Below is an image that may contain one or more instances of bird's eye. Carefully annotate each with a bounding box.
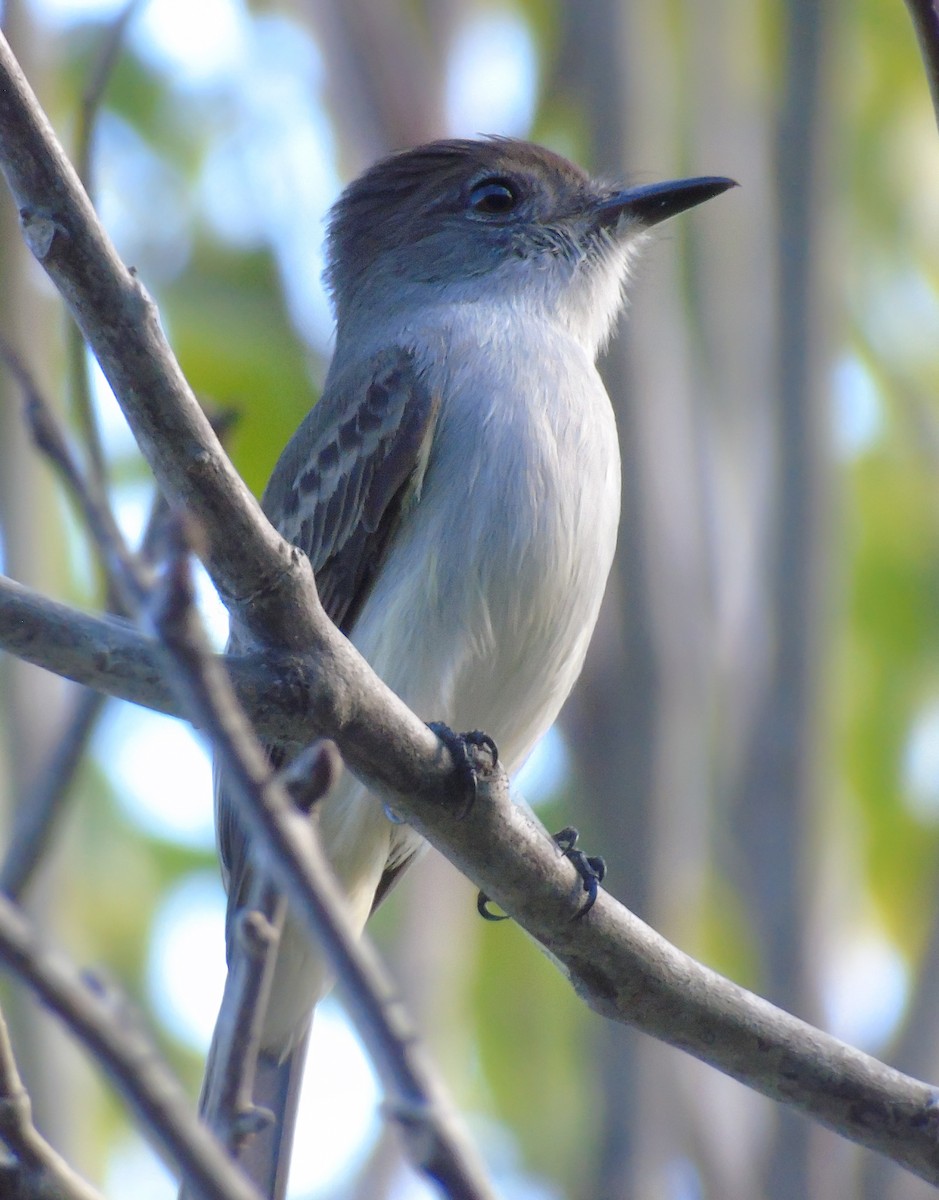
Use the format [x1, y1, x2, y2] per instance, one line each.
[469, 177, 520, 215]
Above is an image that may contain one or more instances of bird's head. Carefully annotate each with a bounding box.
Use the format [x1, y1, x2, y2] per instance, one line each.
[325, 137, 735, 354]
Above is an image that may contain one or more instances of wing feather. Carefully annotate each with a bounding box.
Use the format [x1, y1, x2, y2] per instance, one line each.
[217, 346, 440, 906]
[262, 345, 439, 632]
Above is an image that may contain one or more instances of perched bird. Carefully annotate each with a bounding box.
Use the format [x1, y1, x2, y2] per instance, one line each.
[213, 137, 734, 1198]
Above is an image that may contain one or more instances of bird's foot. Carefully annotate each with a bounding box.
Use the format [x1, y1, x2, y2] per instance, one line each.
[552, 826, 605, 919]
[477, 826, 605, 923]
[427, 722, 499, 820]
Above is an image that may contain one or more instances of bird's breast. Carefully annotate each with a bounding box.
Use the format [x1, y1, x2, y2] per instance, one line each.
[352, 313, 621, 773]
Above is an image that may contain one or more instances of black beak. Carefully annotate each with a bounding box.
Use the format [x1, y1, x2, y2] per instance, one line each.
[595, 176, 737, 230]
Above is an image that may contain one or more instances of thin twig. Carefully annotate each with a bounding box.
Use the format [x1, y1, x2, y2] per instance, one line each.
[1, 327, 130, 620]
[142, 519, 496, 1199]
[0, 338, 172, 900]
[19, 363, 145, 611]
[202, 894, 286, 1154]
[0, 688, 104, 901]
[0, 896, 264, 1200]
[903, 0, 939, 133]
[0, 337, 114, 900]
[0, 328, 234, 900]
[0, 333, 137, 612]
[202, 742, 339, 1154]
[0, 1004, 104, 1200]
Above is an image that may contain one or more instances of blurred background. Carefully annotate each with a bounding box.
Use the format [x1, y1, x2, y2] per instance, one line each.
[1, 0, 939, 1197]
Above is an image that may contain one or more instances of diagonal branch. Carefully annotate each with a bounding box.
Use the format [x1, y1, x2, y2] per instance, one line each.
[0, 30, 300, 639]
[0, 24, 447, 801]
[149, 526, 494, 1199]
[904, 0, 939, 132]
[0, 1004, 104, 1200]
[16, 339, 494, 1195]
[0, 896, 264, 1200]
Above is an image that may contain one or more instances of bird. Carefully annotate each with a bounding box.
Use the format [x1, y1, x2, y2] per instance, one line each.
[211, 136, 734, 1198]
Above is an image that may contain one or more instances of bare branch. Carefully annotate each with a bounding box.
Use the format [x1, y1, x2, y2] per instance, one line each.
[0, 574, 381, 750]
[145, 520, 496, 1199]
[0, 23, 449, 795]
[0, 29, 301, 640]
[16, 346, 493, 1194]
[0, 338, 169, 901]
[0, 1004, 104, 1200]
[904, 0, 939, 133]
[202, 897, 286, 1156]
[202, 742, 338, 1155]
[0, 895, 265, 1200]
[4, 569, 939, 1183]
[0, 332, 129, 612]
[0, 574, 174, 713]
[0, 688, 104, 900]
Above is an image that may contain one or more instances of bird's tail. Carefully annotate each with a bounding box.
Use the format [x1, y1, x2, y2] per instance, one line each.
[178, 1017, 310, 1200]
[235, 1029, 310, 1200]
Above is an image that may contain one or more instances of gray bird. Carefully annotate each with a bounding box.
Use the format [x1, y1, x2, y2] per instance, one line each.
[210, 137, 734, 1198]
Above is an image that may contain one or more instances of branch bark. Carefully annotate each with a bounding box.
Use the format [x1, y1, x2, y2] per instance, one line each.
[0, 896, 264, 1200]
[147, 532, 493, 1200]
[0, 30, 301, 641]
[0, 1004, 104, 1200]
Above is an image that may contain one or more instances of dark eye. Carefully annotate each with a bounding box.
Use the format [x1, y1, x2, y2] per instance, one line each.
[469, 177, 520, 215]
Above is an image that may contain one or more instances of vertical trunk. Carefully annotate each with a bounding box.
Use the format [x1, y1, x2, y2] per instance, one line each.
[728, 0, 836, 1195]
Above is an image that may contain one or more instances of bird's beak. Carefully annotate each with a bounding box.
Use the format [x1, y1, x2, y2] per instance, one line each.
[595, 176, 737, 231]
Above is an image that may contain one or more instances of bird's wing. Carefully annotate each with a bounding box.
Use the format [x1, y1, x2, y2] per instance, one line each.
[262, 344, 440, 634]
[218, 345, 440, 904]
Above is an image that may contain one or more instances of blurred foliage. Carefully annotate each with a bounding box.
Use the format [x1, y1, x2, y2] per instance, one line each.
[473, 919, 596, 1185]
[162, 241, 319, 495]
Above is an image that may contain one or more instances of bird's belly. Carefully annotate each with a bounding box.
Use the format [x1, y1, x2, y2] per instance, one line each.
[353, 425, 619, 776]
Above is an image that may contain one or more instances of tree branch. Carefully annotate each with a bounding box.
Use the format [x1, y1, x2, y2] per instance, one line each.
[14, 336, 494, 1194]
[0, 896, 266, 1200]
[904, 0, 939, 132]
[148, 527, 494, 1199]
[0, 29, 300, 638]
[0, 1004, 104, 1200]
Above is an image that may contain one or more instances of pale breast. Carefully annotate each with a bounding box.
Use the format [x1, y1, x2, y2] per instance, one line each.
[350, 309, 621, 774]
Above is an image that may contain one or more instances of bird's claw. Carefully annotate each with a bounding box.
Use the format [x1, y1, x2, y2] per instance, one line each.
[428, 722, 498, 820]
[553, 826, 605, 918]
[476, 826, 605, 924]
[477, 890, 509, 922]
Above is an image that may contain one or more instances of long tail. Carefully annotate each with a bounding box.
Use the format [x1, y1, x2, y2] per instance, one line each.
[235, 1029, 310, 1200]
[179, 1013, 310, 1200]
